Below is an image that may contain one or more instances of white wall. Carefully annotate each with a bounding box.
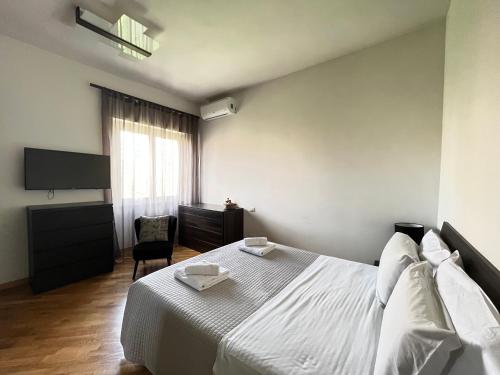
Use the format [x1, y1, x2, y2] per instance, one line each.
[438, 0, 500, 268]
[0, 35, 198, 284]
[202, 22, 445, 264]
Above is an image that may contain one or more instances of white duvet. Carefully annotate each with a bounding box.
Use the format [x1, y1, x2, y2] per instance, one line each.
[213, 255, 383, 375]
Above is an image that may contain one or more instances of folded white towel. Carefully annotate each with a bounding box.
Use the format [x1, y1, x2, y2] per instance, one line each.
[184, 260, 220, 276]
[174, 267, 229, 291]
[238, 242, 276, 257]
[244, 237, 268, 246]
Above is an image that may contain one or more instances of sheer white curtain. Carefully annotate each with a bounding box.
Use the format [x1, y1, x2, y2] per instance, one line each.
[101, 90, 200, 252]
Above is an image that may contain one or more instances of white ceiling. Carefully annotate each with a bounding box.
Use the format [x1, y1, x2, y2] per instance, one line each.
[0, 0, 449, 102]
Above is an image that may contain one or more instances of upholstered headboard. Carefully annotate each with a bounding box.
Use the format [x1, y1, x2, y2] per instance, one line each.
[440, 221, 500, 310]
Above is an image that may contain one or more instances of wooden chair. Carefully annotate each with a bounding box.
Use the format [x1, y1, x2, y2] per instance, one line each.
[132, 216, 177, 280]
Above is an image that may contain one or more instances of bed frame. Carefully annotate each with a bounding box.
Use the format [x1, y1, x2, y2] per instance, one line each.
[440, 221, 500, 310]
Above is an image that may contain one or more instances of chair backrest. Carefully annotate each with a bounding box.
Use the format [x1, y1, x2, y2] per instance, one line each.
[134, 218, 142, 242]
[134, 216, 177, 242]
[168, 216, 178, 243]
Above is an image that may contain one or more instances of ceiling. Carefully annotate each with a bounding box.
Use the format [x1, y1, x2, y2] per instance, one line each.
[0, 0, 449, 102]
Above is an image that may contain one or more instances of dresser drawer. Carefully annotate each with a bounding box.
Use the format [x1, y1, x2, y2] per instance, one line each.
[179, 211, 222, 233]
[31, 205, 113, 232]
[31, 257, 114, 293]
[32, 222, 113, 252]
[179, 224, 223, 245]
[179, 206, 223, 221]
[34, 238, 113, 271]
[179, 236, 221, 253]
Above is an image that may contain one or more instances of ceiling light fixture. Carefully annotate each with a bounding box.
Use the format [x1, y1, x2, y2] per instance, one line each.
[75, 6, 159, 60]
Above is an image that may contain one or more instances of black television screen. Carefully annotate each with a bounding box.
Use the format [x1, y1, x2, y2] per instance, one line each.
[24, 148, 111, 190]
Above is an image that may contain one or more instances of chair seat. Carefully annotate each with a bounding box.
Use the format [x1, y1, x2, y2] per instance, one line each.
[133, 241, 172, 261]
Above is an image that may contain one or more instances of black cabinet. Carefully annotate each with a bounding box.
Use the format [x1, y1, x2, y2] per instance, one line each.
[178, 203, 243, 252]
[27, 202, 114, 293]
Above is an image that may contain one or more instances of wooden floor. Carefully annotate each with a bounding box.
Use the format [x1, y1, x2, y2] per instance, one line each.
[0, 246, 199, 374]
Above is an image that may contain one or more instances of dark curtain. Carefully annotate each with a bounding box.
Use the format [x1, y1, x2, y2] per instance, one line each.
[101, 89, 200, 258]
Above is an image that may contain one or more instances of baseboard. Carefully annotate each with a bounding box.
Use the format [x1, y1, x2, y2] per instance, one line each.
[0, 278, 28, 291]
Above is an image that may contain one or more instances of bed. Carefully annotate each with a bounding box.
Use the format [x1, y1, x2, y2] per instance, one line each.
[121, 222, 500, 375]
[121, 242, 319, 375]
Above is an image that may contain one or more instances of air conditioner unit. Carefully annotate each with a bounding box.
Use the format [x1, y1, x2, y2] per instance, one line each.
[200, 97, 236, 121]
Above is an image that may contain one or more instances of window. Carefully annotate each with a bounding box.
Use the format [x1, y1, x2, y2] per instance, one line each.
[154, 137, 179, 198]
[114, 119, 182, 200]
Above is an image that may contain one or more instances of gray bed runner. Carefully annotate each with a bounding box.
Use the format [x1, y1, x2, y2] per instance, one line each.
[121, 240, 319, 375]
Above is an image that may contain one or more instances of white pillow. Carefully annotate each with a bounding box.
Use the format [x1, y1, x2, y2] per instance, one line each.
[436, 257, 500, 375]
[374, 262, 462, 375]
[420, 230, 455, 268]
[376, 232, 418, 306]
[422, 249, 452, 267]
[421, 249, 462, 270]
[448, 250, 463, 268]
[421, 229, 450, 253]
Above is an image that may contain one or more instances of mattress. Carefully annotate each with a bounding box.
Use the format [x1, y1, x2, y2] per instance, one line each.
[120, 241, 319, 375]
[214, 255, 384, 375]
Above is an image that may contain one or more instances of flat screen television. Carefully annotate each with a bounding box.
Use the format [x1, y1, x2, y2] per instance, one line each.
[24, 148, 111, 190]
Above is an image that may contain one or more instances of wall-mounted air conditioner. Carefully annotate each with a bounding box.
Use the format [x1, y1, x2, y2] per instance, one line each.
[200, 97, 236, 121]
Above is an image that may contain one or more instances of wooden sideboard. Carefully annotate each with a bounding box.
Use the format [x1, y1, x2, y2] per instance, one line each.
[178, 203, 243, 252]
[27, 201, 114, 293]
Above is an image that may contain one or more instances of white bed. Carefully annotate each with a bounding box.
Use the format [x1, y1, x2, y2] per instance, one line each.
[121, 242, 381, 375]
[121, 224, 500, 375]
[214, 255, 383, 375]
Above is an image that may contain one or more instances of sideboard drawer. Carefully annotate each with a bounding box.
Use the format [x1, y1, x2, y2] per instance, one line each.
[179, 236, 222, 253]
[179, 205, 223, 221]
[179, 224, 223, 246]
[31, 257, 113, 293]
[34, 238, 113, 271]
[179, 210, 222, 233]
[31, 206, 113, 232]
[32, 222, 113, 252]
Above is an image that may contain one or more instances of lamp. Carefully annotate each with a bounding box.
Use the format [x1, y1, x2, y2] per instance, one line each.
[394, 222, 425, 244]
[75, 6, 159, 60]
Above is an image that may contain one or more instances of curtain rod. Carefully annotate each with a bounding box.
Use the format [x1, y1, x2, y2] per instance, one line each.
[89, 83, 199, 118]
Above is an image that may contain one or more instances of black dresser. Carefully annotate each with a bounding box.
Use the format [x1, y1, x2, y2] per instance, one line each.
[27, 201, 114, 293]
[178, 203, 244, 252]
